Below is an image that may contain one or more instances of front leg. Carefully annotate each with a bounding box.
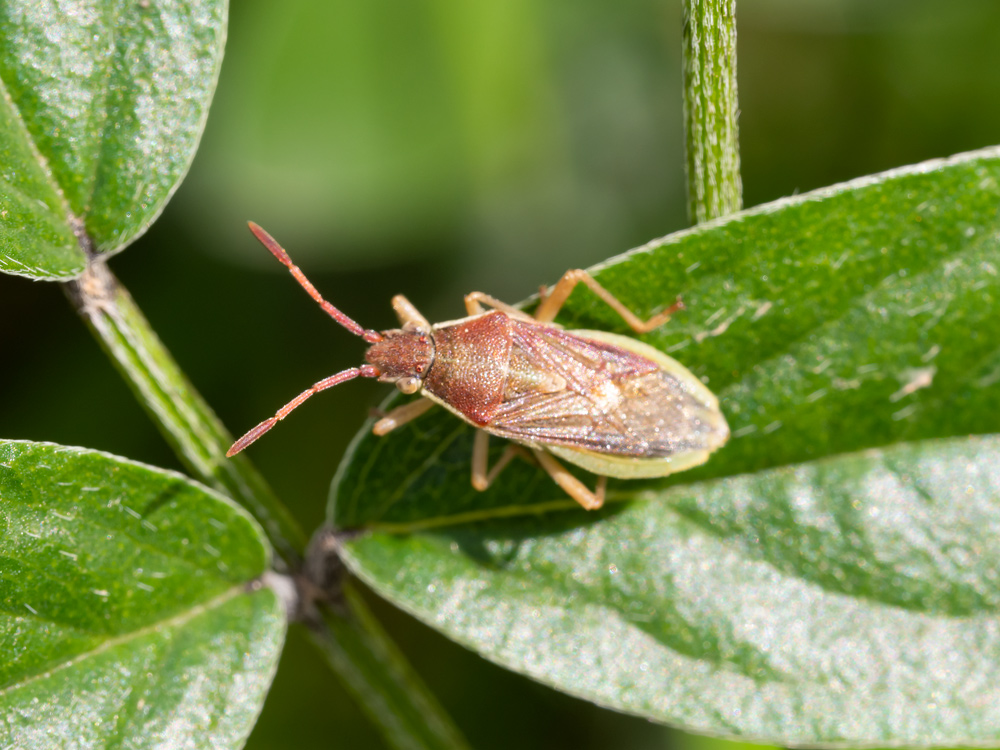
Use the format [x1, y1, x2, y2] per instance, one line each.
[534, 269, 683, 333]
[372, 397, 435, 435]
[391, 294, 431, 329]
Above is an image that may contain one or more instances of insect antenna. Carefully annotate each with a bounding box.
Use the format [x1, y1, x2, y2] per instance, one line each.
[227, 364, 381, 456]
[247, 222, 383, 344]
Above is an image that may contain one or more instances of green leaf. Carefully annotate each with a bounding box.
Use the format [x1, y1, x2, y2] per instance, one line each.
[330, 147, 1000, 744]
[0, 0, 226, 280]
[0, 440, 284, 749]
[333, 146, 1000, 525]
[341, 435, 1000, 746]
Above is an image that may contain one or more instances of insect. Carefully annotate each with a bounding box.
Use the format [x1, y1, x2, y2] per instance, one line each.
[228, 223, 729, 510]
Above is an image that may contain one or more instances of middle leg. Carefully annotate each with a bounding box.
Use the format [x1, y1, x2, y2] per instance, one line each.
[464, 292, 535, 319]
[534, 269, 683, 333]
[470, 431, 530, 491]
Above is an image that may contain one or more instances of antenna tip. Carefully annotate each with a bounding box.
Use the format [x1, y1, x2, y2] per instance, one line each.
[227, 418, 278, 457]
[247, 221, 271, 242]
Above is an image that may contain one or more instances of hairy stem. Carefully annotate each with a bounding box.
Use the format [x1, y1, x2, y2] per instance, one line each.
[64, 259, 307, 566]
[66, 258, 468, 750]
[309, 580, 471, 750]
[682, 0, 743, 223]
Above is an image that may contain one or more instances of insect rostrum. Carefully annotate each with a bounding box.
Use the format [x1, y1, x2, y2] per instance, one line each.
[228, 223, 729, 510]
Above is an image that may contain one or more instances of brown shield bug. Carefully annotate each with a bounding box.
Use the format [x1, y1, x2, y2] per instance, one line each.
[228, 223, 729, 510]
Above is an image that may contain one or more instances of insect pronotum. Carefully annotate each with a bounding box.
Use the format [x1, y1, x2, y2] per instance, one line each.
[228, 223, 729, 510]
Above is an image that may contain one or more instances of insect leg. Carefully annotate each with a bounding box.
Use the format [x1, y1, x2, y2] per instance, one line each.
[372, 397, 435, 435]
[464, 292, 534, 320]
[534, 269, 683, 333]
[532, 449, 606, 510]
[391, 295, 431, 329]
[471, 432, 528, 491]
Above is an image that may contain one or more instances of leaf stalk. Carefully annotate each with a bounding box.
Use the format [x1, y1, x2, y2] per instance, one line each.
[64, 258, 307, 566]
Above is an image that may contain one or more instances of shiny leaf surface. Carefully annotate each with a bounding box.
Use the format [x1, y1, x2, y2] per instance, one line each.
[0, 440, 283, 749]
[342, 435, 1000, 745]
[0, 0, 225, 279]
[332, 147, 1000, 745]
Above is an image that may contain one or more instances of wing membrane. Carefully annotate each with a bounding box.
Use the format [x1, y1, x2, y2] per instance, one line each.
[486, 321, 723, 457]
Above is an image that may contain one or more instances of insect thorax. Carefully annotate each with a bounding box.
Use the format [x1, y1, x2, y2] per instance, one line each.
[423, 312, 514, 426]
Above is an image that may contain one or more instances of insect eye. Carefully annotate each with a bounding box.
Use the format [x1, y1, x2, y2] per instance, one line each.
[396, 376, 422, 395]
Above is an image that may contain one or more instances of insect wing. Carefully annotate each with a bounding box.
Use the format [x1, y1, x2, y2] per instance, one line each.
[486, 321, 727, 459]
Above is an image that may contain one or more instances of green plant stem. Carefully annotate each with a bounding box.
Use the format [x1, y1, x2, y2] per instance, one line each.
[66, 258, 469, 749]
[682, 0, 743, 224]
[309, 580, 471, 750]
[64, 258, 307, 567]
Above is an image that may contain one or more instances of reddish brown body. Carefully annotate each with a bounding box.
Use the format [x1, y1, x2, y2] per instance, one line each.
[409, 312, 512, 426]
[229, 223, 729, 510]
[378, 311, 723, 459]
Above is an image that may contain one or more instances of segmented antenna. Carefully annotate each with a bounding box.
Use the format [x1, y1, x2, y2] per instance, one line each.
[227, 364, 381, 456]
[227, 224, 387, 455]
[247, 222, 383, 344]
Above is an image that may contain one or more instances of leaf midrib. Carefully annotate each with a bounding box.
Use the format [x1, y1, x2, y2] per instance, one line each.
[0, 583, 249, 697]
[0, 64, 76, 232]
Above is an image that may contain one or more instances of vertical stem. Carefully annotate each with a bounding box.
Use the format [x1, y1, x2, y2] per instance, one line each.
[682, 0, 743, 224]
[64, 260, 307, 566]
[66, 259, 470, 749]
[310, 581, 471, 750]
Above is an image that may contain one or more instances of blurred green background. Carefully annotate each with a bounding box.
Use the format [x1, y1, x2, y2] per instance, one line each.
[2, 0, 999, 747]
